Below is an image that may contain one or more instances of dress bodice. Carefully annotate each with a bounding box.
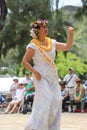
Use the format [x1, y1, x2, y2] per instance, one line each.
[27, 39, 58, 83]
[27, 39, 57, 68]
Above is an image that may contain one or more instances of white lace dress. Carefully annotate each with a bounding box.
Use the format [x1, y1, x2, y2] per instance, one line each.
[24, 39, 62, 130]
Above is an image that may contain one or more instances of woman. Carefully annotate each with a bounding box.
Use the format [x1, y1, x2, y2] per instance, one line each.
[70, 78, 85, 113]
[60, 81, 69, 112]
[22, 19, 74, 130]
[5, 81, 25, 114]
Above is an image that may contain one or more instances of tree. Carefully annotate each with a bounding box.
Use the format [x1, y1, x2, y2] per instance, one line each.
[56, 52, 87, 79]
[72, 16, 87, 63]
[0, 0, 7, 29]
[0, 0, 67, 76]
[0, 0, 52, 57]
[0, 0, 7, 58]
[75, 0, 87, 19]
[58, 4, 87, 63]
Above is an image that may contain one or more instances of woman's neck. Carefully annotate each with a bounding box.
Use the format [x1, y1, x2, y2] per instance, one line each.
[77, 84, 81, 87]
[38, 37, 46, 45]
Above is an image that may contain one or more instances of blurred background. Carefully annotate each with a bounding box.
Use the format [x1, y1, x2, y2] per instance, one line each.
[0, 0, 87, 91]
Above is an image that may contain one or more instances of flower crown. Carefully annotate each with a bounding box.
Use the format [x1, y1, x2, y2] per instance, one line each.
[30, 19, 48, 38]
[31, 19, 48, 29]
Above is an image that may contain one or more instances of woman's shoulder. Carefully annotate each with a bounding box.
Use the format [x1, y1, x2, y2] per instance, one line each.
[51, 38, 57, 48]
[27, 43, 36, 50]
[52, 38, 57, 43]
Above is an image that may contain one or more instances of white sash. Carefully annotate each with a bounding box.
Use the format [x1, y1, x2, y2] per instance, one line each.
[31, 43, 58, 78]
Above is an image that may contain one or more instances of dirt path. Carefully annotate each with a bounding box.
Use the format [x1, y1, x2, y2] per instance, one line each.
[0, 113, 87, 130]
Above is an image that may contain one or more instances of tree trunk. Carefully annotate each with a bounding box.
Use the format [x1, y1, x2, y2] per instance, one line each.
[0, 0, 7, 29]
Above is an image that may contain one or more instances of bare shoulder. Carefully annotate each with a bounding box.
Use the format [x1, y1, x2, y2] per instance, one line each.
[22, 47, 35, 62]
[26, 46, 35, 54]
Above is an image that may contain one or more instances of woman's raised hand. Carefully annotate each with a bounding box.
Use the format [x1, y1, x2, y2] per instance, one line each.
[68, 27, 74, 34]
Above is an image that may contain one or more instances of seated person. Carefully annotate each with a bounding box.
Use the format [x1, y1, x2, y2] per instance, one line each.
[6, 76, 19, 104]
[70, 78, 85, 112]
[23, 71, 33, 85]
[60, 81, 69, 112]
[83, 80, 87, 89]
[0, 94, 5, 107]
[5, 80, 25, 114]
[22, 83, 35, 113]
[85, 88, 87, 103]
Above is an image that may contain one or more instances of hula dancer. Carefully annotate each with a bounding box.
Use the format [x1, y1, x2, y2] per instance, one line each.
[22, 19, 74, 130]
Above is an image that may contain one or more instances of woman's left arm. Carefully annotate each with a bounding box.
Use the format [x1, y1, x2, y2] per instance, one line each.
[80, 87, 85, 99]
[56, 27, 74, 51]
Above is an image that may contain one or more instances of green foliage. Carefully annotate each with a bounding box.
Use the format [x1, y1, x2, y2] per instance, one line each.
[75, 0, 87, 19]
[60, 5, 87, 63]
[0, 0, 7, 30]
[0, 0, 87, 78]
[0, 0, 51, 56]
[72, 16, 87, 63]
[49, 10, 67, 42]
[0, 48, 20, 75]
[0, 0, 67, 76]
[56, 52, 87, 79]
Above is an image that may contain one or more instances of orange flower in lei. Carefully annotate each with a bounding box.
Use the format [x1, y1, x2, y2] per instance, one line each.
[30, 37, 52, 51]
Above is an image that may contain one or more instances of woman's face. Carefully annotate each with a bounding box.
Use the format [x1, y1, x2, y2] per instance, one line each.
[38, 26, 48, 37]
[76, 81, 81, 86]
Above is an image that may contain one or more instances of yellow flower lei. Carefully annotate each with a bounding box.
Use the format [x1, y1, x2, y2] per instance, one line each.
[30, 37, 52, 51]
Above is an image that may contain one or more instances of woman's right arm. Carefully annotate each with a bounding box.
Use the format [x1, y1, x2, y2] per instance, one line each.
[73, 89, 77, 100]
[80, 87, 85, 99]
[22, 47, 41, 80]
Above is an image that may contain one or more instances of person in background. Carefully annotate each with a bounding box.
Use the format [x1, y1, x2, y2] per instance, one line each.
[0, 94, 5, 107]
[83, 80, 87, 102]
[22, 82, 35, 113]
[22, 19, 74, 130]
[70, 78, 85, 113]
[6, 76, 19, 103]
[23, 80, 28, 88]
[63, 68, 78, 101]
[23, 71, 33, 85]
[83, 80, 87, 89]
[5, 80, 25, 114]
[60, 81, 69, 112]
[85, 86, 87, 103]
